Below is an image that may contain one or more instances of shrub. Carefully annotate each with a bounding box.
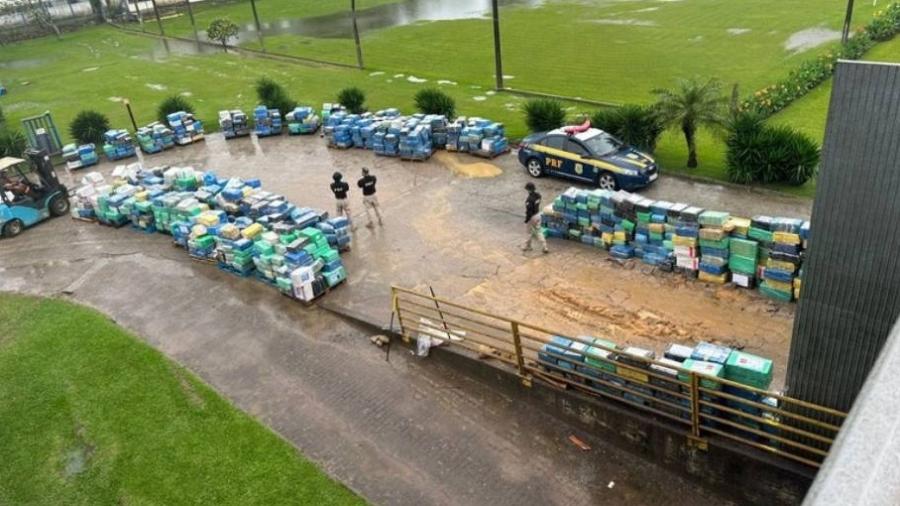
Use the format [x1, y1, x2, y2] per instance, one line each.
[69, 110, 110, 146]
[337, 87, 366, 114]
[590, 104, 664, 152]
[742, 3, 900, 117]
[0, 128, 26, 158]
[0, 106, 5, 127]
[157, 95, 195, 123]
[414, 88, 456, 117]
[725, 112, 819, 186]
[255, 78, 297, 116]
[523, 98, 566, 133]
[206, 18, 239, 52]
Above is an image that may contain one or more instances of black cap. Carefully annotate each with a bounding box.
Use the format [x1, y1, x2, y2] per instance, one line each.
[525, 182, 536, 191]
[333, 171, 342, 181]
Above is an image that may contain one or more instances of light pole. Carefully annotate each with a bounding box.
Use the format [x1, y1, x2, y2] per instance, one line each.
[123, 99, 138, 132]
[351, 0, 364, 69]
[491, 0, 504, 90]
[841, 0, 855, 44]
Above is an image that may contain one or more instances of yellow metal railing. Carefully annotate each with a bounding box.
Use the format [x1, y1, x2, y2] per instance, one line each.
[392, 286, 847, 469]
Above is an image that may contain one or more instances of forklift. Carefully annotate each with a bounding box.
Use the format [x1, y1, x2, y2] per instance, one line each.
[0, 148, 70, 238]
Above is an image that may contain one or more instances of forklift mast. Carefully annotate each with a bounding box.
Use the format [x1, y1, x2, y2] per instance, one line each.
[24, 148, 62, 189]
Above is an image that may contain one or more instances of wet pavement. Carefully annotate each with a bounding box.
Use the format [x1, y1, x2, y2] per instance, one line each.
[0, 132, 808, 504]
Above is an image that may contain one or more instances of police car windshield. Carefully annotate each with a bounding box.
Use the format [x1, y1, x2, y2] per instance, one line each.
[582, 133, 622, 156]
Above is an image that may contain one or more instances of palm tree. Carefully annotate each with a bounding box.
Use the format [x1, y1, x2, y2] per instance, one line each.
[653, 78, 728, 168]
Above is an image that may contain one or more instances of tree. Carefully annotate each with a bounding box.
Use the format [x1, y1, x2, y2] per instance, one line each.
[337, 87, 366, 114]
[70, 110, 111, 146]
[725, 111, 819, 186]
[207, 18, 239, 52]
[652, 78, 728, 168]
[414, 88, 456, 118]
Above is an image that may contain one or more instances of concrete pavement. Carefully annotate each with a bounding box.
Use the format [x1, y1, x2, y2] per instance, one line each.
[0, 132, 809, 504]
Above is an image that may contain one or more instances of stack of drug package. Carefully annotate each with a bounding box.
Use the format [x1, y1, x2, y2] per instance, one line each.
[575, 337, 621, 397]
[634, 197, 673, 269]
[136, 122, 175, 153]
[428, 115, 449, 149]
[759, 218, 804, 302]
[128, 168, 166, 233]
[609, 191, 638, 259]
[351, 116, 376, 148]
[697, 211, 730, 284]
[62, 143, 99, 170]
[541, 191, 572, 240]
[373, 116, 402, 156]
[672, 204, 700, 275]
[96, 180, 139, 227]
[214, 219, 256, 276]
[722, 349, 774, 439]
[187, 220, 218, 260]
[168, 196, 205, 248]
[253, 106, 283, 137]
[219, 110, 250, 139]
[324, 111, 356, 149]
[456, 118, 508, 157]
[166, 111, 204, 145]
[446, 117, 464, 151]
[289, 227, 348, 301]
[615, 346, 657, 408]
[651, 344, 695, 420]
[399, 116, 434, 160]
[163, 166, 203, 192]
[285, 107, 320, 135]
[102, 129, 136, 161]
[650, 200, 675, 256]
[596, 190, 618, 249]
[795, 221, 810, 300]
[728, 216, 758, 288]
[320, 103, 346, 124]
[70, 171, 110, 220]
[317, 217, 352, 251]
[537, 336, 586, 378]
[679, 342, 730, 427]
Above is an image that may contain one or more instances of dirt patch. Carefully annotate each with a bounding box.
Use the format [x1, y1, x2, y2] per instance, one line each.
[435, 151, 503, 178]
[169, 362, 206, 409]
[61, 424, 94, 479]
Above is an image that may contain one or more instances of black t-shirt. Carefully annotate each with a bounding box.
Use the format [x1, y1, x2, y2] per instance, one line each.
[525, 191, 542, 222]
[330, 181, 349, 199]
[358, 174, 377, 196]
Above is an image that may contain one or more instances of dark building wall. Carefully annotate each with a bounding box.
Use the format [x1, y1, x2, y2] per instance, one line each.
[787, 61, 900, 411]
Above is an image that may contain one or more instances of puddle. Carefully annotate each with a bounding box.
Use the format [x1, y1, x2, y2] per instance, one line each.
[436, 151, 502, 178]
[633, 7, 659, 12]
[784, 27, 841, 53]
[108, 96, 125, 102]
[473, 96, 487, 101]
[82, 66, 99, 72]
[407, 75, 427, 83]
[437, 79, 458, 85]
[727, 28, 750, 35]
[180, 91, 192, 96]
[145, 83, 167, 91]
[369, 71, 385, 76]
[0, 58, 46, 70]
[486, 90, 496, 95]
[216, 0, 546, 43]
[584, 18, 657, 26]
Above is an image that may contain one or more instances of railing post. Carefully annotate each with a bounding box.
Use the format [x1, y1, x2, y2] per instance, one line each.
[689, 372, 704, 442]
[510, 321, 530, 386]
[392, 288, 409, 343]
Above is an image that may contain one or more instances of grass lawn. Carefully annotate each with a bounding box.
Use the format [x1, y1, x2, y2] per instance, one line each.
[0, 293, 364, 505]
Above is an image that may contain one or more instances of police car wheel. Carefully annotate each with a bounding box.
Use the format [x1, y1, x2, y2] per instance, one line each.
[598, 172, 618, 190]
[526, 158, 543, 178]
[3, 220, 23, 238]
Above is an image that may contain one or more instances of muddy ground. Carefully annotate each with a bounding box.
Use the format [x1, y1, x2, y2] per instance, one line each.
[60, 133, 808, 387]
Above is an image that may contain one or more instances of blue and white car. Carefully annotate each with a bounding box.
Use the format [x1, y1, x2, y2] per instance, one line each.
[517, 128, 658, 191]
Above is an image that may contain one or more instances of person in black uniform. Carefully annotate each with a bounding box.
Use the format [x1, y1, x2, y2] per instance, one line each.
[357, 167, 383, 228]
[522, 182, 548, 253]
[330, 172, 354, 230]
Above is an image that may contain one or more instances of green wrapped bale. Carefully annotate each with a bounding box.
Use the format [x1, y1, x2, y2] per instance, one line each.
[677, 359, 724, 390]
[725, 350, 773, 390]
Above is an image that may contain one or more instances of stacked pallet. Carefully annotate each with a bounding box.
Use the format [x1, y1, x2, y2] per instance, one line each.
[166, 111, 205, 145]
[102, 129, 136, 161]
[285, 107, 320, 135]
[253, 106, 283, 137]
[697, 211, 731, 284]
[136, 122, 176, 154]
[62, 143, 99, 170]
[219, 110, 251, 139]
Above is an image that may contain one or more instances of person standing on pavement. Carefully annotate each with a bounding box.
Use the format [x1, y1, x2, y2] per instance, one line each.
[330, 171, 355, 230]
[357, 167, 383, 228]
[522, 182, 548, 253]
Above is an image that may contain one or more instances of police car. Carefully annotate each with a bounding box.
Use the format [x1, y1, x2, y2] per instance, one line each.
[517, 127, 658, 191]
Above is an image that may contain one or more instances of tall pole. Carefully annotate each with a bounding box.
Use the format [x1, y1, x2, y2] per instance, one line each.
[491, 0, 504, 90]
[132, 0, 144, 31]
[249, 0, 265, 52]
[350, 0, 364, 69]
[841, 0, 855, 44]
[184, 0, 199, 46]
[123, 99, 138, 131]
[149, 0, 164, 35]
